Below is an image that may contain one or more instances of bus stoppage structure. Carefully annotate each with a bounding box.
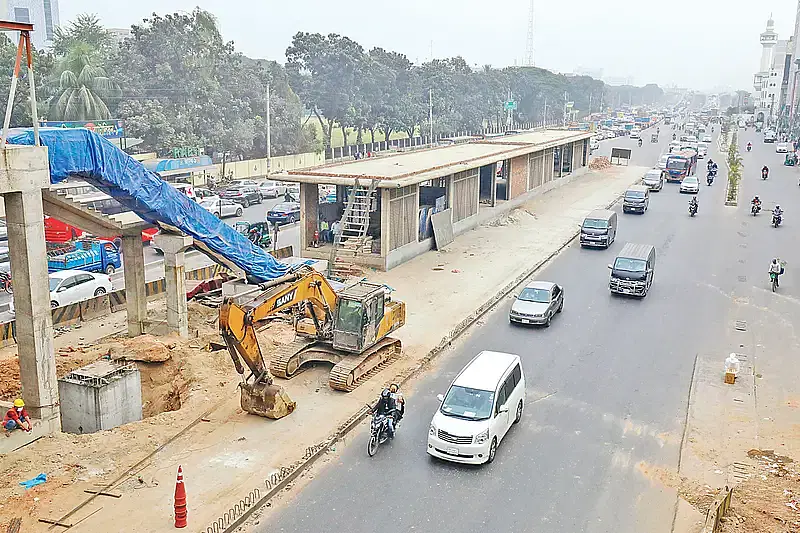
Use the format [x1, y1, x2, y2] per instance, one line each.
[665, 150, 697, 183]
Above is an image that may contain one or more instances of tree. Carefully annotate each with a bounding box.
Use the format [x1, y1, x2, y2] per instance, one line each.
[286, 32, 366, 149]
[0, 34, 54, 126]
[49, 41, 119, 121]
[109, 9, 315, 157]
[53, 14, 113, 59]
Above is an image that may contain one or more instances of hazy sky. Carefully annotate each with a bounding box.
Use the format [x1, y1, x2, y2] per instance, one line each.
[61, 0, 800, 91]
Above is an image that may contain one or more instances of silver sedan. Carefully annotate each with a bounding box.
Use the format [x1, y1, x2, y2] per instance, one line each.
[509, 281, 564, 327]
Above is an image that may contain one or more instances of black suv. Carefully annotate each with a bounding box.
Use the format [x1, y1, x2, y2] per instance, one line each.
[220, 185, 262, 208]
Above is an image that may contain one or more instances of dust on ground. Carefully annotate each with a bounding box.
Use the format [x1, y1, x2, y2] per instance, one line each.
[718, 450, 800, 532]
[0, 301, 297, 532]
[636, 460, 719, 512]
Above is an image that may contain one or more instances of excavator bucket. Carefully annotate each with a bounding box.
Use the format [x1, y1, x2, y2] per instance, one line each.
[240, 382, 296, 419]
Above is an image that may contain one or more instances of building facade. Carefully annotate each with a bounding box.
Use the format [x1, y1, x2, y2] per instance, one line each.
[753, 17, 791, 126]
[2, 0, 60, 50]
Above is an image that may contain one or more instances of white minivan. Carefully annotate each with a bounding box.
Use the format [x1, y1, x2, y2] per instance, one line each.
[427, 351, 525, 465]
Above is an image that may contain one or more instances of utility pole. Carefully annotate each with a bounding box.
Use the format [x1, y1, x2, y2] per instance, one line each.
[563, 91, 568, 127]
[266, 83, 272, 175]
[506, 89, 514, 130]
[429, 88, 434, 144]
[543, 97, 547, 126]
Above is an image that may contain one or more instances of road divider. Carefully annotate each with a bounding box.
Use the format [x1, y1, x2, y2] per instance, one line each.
[0, 246, 293, 347]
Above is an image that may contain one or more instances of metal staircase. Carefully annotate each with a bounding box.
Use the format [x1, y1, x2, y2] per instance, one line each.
[328, 178, 378, 277]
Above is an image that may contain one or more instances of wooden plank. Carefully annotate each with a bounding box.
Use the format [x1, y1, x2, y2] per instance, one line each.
[6, 517, 21, 533]
[83, 489, 122, 498]
[38, 518, 72, 528]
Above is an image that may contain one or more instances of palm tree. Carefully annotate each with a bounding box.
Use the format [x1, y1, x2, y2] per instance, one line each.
[50, 42, 119, 121]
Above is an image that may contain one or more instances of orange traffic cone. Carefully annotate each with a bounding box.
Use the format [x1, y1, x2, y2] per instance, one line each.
[174, 465, 187, 528]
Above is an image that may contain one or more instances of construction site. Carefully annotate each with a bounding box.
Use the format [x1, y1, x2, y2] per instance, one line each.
[0, 19, 613, 532]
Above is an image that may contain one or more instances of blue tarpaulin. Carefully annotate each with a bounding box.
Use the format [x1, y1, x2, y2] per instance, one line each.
[9, 129, 291, 282]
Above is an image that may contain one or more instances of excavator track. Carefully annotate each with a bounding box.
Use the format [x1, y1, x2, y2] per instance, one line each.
[329, 337, 402, 392]
[269, 339, 319, 379]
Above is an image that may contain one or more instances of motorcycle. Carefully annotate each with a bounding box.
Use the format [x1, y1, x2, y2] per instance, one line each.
[707, 173, 714, 186]
[747, 144, 752, 152]
[367, 412, 393, 456]
[638, 139, 643, 147]
[751, 203, 761, 216]
[689, 202, 698, 217]
[0, 271, 11, 294]
[772, 213, 782, 228]
[762, 170, 769, 180]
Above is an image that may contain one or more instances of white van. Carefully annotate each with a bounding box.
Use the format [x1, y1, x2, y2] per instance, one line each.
[427, 351, 526, 464]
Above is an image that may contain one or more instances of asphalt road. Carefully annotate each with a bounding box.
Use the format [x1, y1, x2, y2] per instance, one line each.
[0, 195, 300, 308]
[256, 126, 760, 533]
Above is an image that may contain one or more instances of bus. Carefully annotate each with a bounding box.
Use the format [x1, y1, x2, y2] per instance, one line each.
[665, 151, 697, 183]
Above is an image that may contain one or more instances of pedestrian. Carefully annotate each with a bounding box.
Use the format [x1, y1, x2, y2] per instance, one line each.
[4, 399, 31, 433]
[331, 219, 341, 243]
[272, 221, 280, 252]
[319, 219, 330, 243]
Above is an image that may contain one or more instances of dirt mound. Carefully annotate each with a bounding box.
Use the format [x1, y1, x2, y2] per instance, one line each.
[114, 335, 174, 363]
[636, 461, 719, 511]
[589, 156, 611, 170]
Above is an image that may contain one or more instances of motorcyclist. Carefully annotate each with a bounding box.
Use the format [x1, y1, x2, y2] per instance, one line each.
[762, 165, 769, 179]
[707, 159, 715, 171]
[673, 133, 677, 140]
[689, 196, 698, 213]
[770, 258, 783, 287]
[657, 127, 660, 134]
[774, 204, 783, 219]
[638, 138, 643, 147]
[752, 196, 762, 213]
[747, 142, 752, 151]
[372, 388, 397, 438]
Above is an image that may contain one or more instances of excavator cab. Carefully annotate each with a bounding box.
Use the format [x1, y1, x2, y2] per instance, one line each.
[333, 282, 386, 353]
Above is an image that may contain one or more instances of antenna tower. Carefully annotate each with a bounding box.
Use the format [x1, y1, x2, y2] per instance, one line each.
[524, 0, 534, 66]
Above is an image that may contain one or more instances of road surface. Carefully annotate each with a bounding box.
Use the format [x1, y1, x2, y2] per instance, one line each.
[256, 127, 794, 532]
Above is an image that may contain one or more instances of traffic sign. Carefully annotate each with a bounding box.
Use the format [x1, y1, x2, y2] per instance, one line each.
[504, 100, 517, 111]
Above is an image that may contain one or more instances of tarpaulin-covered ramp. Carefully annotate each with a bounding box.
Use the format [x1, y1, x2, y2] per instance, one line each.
[10, 128, 290, 282]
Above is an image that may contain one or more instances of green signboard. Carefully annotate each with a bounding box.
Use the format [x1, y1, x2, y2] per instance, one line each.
[504, 100, 518, 111]
[170, 146, 205, 159]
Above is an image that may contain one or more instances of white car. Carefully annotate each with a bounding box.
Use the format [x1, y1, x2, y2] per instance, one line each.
[49, 270, 112, 308]
[630, 130, 641, 140]
[776, 142, 790, 153]
[258, 180, 287, 199]
[680, 176, 700, 194]
[427, 351, 525, 465]
[199, 197, 243, 218]
[657, 154, 670, 170]
[702, 135, 712, 143]
[228, 179, 260, 188]
[696, 146, 707, 158]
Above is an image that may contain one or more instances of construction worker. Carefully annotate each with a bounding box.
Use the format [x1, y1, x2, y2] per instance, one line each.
[4, 399, 31, 433]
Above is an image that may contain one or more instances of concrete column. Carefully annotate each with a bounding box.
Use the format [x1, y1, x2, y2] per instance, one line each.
[380, 188, 391, 260]
[298, 182, 318, 250]
[6, 190, 58, 421]
[121, 233, 146, 337]
[153, 234, 193, 338]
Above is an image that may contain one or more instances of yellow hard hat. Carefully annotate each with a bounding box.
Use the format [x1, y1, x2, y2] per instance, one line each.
[13, 398, 24, 407]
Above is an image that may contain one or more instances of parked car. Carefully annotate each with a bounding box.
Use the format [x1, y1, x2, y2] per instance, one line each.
[427, 351, 526, 464]
[257, 180, 287, 199]
[228, 179, 260, 188]
[776, 142, 790, 153]
[49, 269, 113, 308]
[194, 187, 216, 200]
[642, 169, 665, 191]
[0, 219, 7, 243]
[220, 185, 262, 208]
[679, 176, 700, 194]
[199, 197, 243, 218]
[266, 202, 301, 225]
[702, 135, 712, 143]
[508, 281, 564, 327]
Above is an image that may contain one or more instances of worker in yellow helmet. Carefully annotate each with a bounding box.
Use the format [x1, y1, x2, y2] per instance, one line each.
[4, 398, 32, 433]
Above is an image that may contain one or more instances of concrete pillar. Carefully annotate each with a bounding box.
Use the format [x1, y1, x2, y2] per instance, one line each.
[298, 182, 318, 250]
[153, 234, 193, 338]
[121, 233, 146, 337]
[1, 147, 58, 423]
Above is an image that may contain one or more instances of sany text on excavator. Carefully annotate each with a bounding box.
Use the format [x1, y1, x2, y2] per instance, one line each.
[219, 265, 406, 419]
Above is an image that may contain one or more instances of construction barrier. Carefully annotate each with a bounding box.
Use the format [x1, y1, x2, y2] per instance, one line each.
[0, 262, 258, 346]
[702, 486, 733, 533]
[79, 294, 110, 321]
[270, 246, 294, 260]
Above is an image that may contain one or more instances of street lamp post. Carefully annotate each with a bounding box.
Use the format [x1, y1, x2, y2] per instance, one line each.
[266, 83, 272, 176]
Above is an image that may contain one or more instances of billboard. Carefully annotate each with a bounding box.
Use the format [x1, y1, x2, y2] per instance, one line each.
[40, 120, 124, 139]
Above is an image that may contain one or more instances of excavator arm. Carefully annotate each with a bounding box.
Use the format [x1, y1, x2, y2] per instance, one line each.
[218, 266, 339, 419]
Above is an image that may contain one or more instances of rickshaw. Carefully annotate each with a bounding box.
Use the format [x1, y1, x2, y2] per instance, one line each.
[785, 153, 798, 166]
[650, 133, 658, 143]
[234, 221, 272, 249]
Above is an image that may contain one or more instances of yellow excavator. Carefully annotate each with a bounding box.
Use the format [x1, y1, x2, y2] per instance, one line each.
[219, 265, 406, 419]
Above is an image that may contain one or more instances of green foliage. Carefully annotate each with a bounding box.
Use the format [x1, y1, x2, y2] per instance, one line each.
[49, 41, 120, 121]
[0, 34, 54, 127]
[53, 14, 113, 59]
[726, 131, 742, 202]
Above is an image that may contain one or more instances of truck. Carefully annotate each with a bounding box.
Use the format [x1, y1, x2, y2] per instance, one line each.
[47, 240, 122, 275]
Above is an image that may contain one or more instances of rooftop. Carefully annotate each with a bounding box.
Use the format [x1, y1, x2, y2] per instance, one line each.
[282, 129, 591, 188]
[454, 351, 519, 391]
